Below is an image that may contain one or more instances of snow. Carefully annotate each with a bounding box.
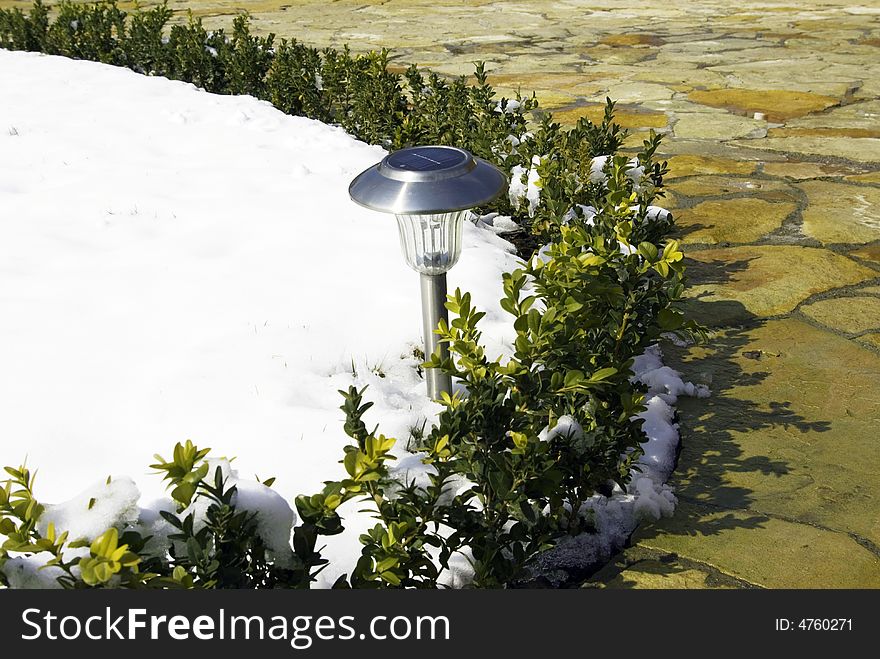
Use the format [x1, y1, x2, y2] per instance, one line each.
[474, 212, 523, 235]
[626, 159, 647, 192]
[37, 477, 141, 544]
[508, 154, 543, 217]
[133, 497, 177, 558]
[589, 154, 647, 191]
[590, 155, 609, 183]
[0, 49, 518, 503]
[219, 461, 297, 566]
[634, 344, 711, 406]
[565, 204, 597, 225]
[494, 99, 521, 114]
[538, 414, 584, 443]
[0, 50, 707, 587]
[3, 555, 66, 589]
[645, 205, 672, 223]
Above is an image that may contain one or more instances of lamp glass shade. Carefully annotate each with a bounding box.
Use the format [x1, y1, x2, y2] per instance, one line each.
[394, 210, 468, 275]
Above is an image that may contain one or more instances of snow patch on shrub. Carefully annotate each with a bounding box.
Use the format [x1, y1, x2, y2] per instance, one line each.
[37, 477, 141, 543]
[528, 343, 707, 585]
[539, 415, 584, 443]
[509, 155, 543, 217]
[233, 479, 296, 566]
[3, 555, 66, 589]
[174, 459, 296, 566]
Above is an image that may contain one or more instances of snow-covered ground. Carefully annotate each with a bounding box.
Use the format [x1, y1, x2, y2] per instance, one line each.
[0, 50, 707, 587]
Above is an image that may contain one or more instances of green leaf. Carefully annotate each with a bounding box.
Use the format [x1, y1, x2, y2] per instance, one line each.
[499, 297, 518, 315]
[434, 435, 449, 454]
[4, 467, 23, 480]
[343, 451, 359, 478]
[93, 561, 114, 584]
[527, 309, 541, 335]
[120, 551, 141, 568]
[637, 242, 658, 262]
[171, 482, 196, 507]
[510, 432, 528, 450]
[519, 500, 537, 524]
[663, 239, 683, 261]
[588, 367, 617, 382]
[379, 570, 401, 586]
[657, 308, 684, 330]
[90, 528, 118, 559]
[563, 370, 584, 388]
[578, 253, 605, 267]
[375, 556, 399, 573]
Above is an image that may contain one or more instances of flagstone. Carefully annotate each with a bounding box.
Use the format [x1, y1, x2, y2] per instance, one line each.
[584, 546, 745, 589]
[550, 104, 668, 129]
[663, 319, 880, 548]
[688, 88, 840, 122]
[630, 67, 728, 91]
[799, 181, 880, 244]
[684, 246, 876, 321]
[849, 244, 880, 264]
[3, 0, 880, 591]
[668, 175, 794, 198]
[801, 296, 880, 335]
[857, 333, 880, 350]
[674, 198, 795, 245]
[673, 112, 766, 140]
[633, 502, 880, 588]
[763, 161, 859, 180]
[599, 33, 665, 48]
[845, 171, 880, 184]
[664, 155, 757, 178]
[731, 137, 880, 164]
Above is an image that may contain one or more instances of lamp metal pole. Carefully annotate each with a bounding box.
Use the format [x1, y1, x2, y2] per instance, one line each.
[420, 272, 452, 399]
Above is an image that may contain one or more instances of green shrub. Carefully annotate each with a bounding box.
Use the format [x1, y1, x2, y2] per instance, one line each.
[265, 38, 327, 120]
[45, 0, 126, 63]
[0, 445, 320, 589]
[0, 0, 48, 51]
[123, 1, 172, 75]
[0, 0, 701, 588]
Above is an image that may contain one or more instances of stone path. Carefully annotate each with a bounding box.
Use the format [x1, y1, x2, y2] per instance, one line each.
[4, 0, 877, 587]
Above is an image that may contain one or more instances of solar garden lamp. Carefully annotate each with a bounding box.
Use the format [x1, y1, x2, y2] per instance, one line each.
[349, 146, 507, 399]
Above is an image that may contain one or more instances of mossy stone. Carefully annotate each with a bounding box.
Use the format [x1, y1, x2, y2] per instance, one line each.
[799, 181, 880, 244]
[668, 175, 794, 198]
[674, 198, 795, 245]
[688, 88, 839, 122]
[801, 296, 880, 335]
[665, 155, 757, 179]
[673, 112, 765, 140]
[684, 246, 876, 319]
[550, 103, 668, 129]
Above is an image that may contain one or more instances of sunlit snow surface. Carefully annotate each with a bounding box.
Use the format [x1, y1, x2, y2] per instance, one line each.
[0, 50, 706, 587]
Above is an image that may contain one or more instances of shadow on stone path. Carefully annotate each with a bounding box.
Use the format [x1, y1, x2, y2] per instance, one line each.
[590, 289, 880, 588]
